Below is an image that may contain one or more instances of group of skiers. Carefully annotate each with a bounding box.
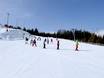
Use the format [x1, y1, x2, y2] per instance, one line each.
[25, 37, 37, 47]
[25, 36, 79, 51]
[42, 38, 60, 50]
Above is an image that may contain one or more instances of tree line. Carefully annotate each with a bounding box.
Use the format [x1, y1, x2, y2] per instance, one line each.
[5, 24, 104, 45]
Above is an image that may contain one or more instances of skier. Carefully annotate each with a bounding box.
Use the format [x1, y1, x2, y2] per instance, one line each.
[37, 37, 41, 41]
[6, 28, 8, 32]
[75, 40, 79, 51]
[47, 38, 49, 44]
[51, 38, 53, 43]
[57, 40, 60, 50]
[23, 33, 25, 39]
[25, 37, 29, 44]
[30, 38, 33, 46]
[32, 39, 37, 47]
[43, 38, 46, 49]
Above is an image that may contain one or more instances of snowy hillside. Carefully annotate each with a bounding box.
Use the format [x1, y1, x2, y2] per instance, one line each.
[0, 28, 30, 40]
[0, 36, 104, 78]
[96, 30, 104, 37]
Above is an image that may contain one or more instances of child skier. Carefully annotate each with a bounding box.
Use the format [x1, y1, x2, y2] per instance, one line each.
[43, 38, 46, 49]
[47, 38, 49, 44]
[75, 40, 79, 51]
[25, 37, 29, 44]
[57, 40, 60, 50]
[37, 37, 41, 41]
[32, 39, 37, 47]
[30, 38, 33, 46]
[51, 38, 53, 43]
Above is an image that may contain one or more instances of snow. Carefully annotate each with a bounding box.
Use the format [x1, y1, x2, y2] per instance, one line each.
[0, 27, 7, 34]
[0, 36, 104, 78]
[95, 30, 104, 37]
[0, 27, 104, 78]
[0, 28, 30, 40]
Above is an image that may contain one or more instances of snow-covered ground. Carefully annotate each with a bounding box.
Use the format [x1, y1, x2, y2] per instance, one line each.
[0, 27, 104, 78]
[0, 36, 104, 78]
[0, 27, 30, 40]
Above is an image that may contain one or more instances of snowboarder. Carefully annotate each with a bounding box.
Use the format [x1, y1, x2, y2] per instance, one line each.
[75, 40, 79, 51]
[57, 40, 60, 50]
[43, 38, 46, 49]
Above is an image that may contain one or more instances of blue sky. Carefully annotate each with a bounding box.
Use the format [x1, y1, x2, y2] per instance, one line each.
[0, 0, 104, 32]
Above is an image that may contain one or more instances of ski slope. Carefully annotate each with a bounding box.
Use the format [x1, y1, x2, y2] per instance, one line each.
[0, 37, 104, 78]
[0, 28, 30, 40]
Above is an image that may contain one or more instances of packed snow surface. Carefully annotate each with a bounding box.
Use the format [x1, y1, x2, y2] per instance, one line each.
[0, 37, 104, 78]
[0, 28, 30, 40]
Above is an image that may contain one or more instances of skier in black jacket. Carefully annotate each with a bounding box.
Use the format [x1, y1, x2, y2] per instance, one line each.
[43, 38, 46, 49]
[57, 40, 60, 50]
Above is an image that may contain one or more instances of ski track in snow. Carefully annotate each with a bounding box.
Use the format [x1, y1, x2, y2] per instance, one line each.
[0, 32, 104, 78]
